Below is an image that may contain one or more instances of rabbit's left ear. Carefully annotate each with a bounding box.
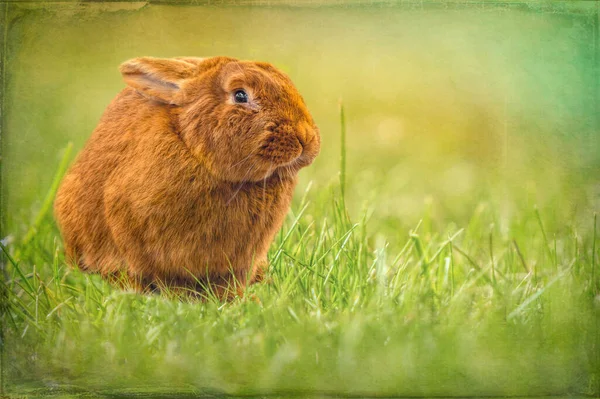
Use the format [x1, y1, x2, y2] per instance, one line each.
[174, 57, 206, 66]
[119, 57, 199, 105]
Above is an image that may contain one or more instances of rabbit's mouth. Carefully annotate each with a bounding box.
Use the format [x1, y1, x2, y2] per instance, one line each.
[272, 144, 319, 180]
[225, 143, 316, 183]
[227, 126, 319, 182]
[257, 124, 319, 167]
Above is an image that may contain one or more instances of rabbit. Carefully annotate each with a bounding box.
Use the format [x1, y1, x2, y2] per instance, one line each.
[54, 56, 320, 299]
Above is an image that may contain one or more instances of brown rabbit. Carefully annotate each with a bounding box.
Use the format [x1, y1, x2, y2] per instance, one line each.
[54, 56, 320, 299]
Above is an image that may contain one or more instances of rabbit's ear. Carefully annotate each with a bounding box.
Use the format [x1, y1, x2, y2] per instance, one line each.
[119, 57, 199, 105]
[174, 57, 206, 66]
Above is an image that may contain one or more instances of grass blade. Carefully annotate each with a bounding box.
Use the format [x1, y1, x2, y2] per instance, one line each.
[22, 142, 73, 247]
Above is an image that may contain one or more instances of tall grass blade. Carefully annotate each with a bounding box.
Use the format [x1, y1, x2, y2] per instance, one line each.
[22, 142, 73, 247]
[339, 100, 347, 208]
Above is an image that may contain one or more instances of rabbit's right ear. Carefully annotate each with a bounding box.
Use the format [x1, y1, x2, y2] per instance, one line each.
[120, 57, 199, 105]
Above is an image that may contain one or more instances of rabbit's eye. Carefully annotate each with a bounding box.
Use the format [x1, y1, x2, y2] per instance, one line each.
[234, 90, 249, 104]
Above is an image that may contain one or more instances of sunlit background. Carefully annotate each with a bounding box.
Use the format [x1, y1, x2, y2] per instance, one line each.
[4, 2, 598, 240]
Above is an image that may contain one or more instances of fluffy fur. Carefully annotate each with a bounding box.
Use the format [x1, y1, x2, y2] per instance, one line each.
[54, 56, 320, 299]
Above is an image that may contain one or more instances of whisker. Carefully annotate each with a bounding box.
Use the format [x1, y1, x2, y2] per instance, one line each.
[225, 162, 259, 205]
[228, 151, 257, 171]
[261, 162, 273, 222]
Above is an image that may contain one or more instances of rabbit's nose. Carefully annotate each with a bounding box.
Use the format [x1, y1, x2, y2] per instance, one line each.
[297, 121, 319, 148]
[266, 121, 306, 146]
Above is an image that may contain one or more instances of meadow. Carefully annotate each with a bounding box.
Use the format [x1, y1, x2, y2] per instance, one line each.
[1, 1, 599, 397]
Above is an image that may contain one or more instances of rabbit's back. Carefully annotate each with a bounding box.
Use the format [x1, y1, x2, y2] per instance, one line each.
[54, 89, 153, 273]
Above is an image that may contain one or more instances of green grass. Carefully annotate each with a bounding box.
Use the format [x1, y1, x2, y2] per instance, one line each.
[2, 129, 599, 396]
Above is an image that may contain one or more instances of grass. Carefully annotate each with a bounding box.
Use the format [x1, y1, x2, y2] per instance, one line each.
[2, 111, 599, 396]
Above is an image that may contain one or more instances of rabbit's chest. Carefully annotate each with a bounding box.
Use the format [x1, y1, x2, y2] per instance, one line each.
[162, 178, 292, 243]
[109, 172, 296, 277]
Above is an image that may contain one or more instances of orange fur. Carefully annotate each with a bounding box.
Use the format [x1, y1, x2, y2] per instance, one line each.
[54, 56, 320, 299]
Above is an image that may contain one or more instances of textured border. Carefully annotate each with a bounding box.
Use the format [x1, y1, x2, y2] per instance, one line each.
[0, 0, 598, 396]
[0, 0, 597, 15]
[0, 3, 9, 393]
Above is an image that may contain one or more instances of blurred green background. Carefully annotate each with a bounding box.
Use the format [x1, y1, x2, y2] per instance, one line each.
[2, 1, 599, 243]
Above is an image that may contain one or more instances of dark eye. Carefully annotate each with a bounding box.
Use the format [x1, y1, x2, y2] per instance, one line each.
[234, 89, 249, 104]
